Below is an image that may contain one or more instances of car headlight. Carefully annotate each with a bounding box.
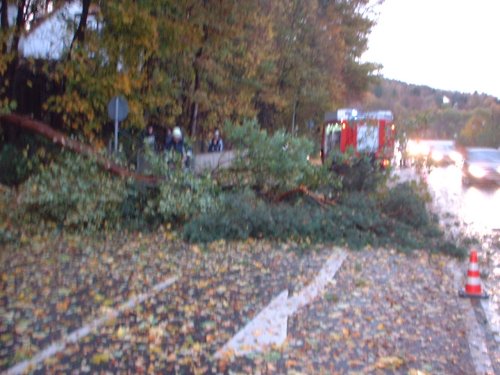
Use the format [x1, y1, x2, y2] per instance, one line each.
[450, 151, 462, 164]
[407, 141, 419, 156]
[419, 144, 430, 155]
[469, 165, 487, 178]
[431, 151, 443, 162]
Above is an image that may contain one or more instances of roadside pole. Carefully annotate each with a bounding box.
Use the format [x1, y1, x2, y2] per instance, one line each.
[107, 96, 129, 154]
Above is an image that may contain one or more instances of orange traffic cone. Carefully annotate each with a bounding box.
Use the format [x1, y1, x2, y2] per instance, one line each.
[459, 250, 489, 299]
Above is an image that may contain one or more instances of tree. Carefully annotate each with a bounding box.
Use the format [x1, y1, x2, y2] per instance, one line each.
[67, 0, 92, 59]
[459, 107, 500, 147]
[1, 0, 55, 112]
[254, 0, 378, 133]
[45, 0, 162, 139]
[181, 0, 266, 138]
[3, 0, 381, 146]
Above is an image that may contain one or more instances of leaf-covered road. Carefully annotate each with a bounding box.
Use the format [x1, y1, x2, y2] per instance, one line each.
[1, 232, 478, 373]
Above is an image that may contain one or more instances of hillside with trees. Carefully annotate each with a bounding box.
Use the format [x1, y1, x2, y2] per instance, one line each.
[362, 78, 500, 147]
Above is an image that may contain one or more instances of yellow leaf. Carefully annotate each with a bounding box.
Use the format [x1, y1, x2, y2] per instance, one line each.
[342, 327, 350, 338]
[375, 356, 404, 370]
[56, 298, 69, 313]
[91, 352, 110, 365]
[216, 285, 227, 294]
[330, 332, 342, 341]
[116, 326, 127, 339]
[150, 344, 162, 355]
[191, 342, 202, 353]
[408, 370, 429, 375]
[94, 293, 104, 303]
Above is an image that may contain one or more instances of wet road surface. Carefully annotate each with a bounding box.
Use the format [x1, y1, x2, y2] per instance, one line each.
[425, 165, 500, 364]
[426, 164, 500, 235]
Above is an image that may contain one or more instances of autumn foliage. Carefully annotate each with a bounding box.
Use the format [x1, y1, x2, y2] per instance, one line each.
[0, 0, 377, 142]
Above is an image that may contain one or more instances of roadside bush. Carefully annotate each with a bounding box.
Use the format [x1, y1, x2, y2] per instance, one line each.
[329, 150, 388, 192]
[0, 226, 17, 245]
[380, 182, 430, 228]
[0, 187, 17, 244]
[146, 172, 218, 224]
[185, 189, 414, 249]
[432, 240, 466, 258]
[17, 152, 127, 230]
[222, 119, 337, 196]
[182, 190, 266, 240]
[0, 144, 32, 186]
[183, 192, 357, 246]
[137, 150, 219, 225]
[13, 148, 219, 232]
[183, 185, 466, 256]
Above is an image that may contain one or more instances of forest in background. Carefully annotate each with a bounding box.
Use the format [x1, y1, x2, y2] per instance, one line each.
[363, 78, 500, 147]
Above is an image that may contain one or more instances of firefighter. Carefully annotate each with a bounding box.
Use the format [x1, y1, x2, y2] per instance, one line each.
[165, 127, 191, 169]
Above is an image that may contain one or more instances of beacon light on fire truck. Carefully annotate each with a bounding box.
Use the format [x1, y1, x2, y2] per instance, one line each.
[321, 108, 396, 168]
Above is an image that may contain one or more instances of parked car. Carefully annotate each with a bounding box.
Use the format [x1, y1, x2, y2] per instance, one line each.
[462, 148, 500, 186]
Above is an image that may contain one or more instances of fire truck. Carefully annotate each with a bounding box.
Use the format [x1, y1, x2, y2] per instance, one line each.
[321, 108, 396, 168]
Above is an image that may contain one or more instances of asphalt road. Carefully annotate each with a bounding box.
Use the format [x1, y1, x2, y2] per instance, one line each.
[426, 164, 500, 235]
[426, 164, 500, 366]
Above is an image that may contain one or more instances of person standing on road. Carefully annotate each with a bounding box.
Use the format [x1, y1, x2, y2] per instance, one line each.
[208, 128, 224, 152]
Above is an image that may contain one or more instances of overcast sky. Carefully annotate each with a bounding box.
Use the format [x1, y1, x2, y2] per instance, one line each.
[362, 0, 500, 99]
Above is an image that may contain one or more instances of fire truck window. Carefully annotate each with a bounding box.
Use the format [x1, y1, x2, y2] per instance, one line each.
[357, 125, 379, 153]
[327, 130, 341, 152]
[333, 131, 341, 147]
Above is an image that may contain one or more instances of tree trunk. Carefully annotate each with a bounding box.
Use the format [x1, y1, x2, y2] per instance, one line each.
[11, 0, 26, 55]
[1, 0, 8, 54]
[3, 0, 25, 100]
[189, 46, 203, 138]
[190, 99, 199, 138]
[67, 0, 91, 59]
[291, 98, 298, 136]
[0, 0, 7, 30]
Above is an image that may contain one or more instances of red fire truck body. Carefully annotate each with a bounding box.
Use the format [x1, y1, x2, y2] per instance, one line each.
[321, 108, 396, 167]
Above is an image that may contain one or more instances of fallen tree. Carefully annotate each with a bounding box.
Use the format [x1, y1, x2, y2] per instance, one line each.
[0, 113, 158, 184]
[276, 184, 336, 207]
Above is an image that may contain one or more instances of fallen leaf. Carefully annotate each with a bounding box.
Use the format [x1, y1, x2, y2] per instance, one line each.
[375, 356, 404, 370]
[90, 352, 110, 365]
[408, 369, 430, 375]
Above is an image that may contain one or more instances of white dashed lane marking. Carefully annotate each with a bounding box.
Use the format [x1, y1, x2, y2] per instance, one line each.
[5, 276, 178, 375]
[215, 249, 347, 358]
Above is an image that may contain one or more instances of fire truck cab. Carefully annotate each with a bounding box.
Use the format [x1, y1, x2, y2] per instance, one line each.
[321, 108, 396, 168]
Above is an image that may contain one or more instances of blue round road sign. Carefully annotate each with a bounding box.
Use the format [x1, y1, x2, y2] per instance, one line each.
[107, 96, 129, 122]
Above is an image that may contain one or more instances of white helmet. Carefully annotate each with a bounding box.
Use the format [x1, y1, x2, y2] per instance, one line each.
[173, 127, 182, 139]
